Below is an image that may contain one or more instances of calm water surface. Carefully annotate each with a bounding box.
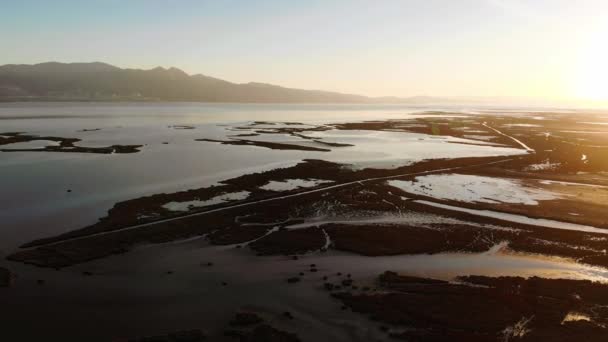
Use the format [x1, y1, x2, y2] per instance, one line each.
[0, 102, 595, 251]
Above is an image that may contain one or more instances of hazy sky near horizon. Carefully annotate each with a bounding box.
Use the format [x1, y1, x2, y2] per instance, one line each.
[2, 0, 608, 101]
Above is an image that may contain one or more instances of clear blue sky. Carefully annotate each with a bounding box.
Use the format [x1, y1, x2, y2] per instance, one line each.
[2, 0, 608, 101]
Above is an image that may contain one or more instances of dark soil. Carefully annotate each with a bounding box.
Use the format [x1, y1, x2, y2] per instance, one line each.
[8, 115, 608, 273]
[230, 312, 264, 327]
[0, 132, 141, 154]
[0, 267, 11, 287]
[236, 324, 300, 342]
[125, 329, 205, 341]
[335, 272, 608, 341]
[196, 138, 330, 152]
[208, 225, 271, 245]
[249, 228, 326, 255]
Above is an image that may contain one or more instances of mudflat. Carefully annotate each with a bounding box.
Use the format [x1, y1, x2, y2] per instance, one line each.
[2, 104, 608, 341]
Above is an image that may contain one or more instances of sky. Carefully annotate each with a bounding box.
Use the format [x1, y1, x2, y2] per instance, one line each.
[2, 0, 608, 103]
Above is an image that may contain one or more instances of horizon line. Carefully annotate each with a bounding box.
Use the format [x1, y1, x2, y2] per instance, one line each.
[2, 60, 607, 106]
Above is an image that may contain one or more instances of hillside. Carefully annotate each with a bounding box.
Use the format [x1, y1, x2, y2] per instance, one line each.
[0, 62, 394, 103]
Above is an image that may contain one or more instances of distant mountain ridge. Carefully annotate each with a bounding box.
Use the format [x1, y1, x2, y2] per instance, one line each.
[0, 62, 441, 103]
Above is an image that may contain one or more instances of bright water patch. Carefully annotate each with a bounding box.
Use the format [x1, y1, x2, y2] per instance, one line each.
[260, 178, 333, 192]
[389, 174, 560, 205]
[162, 191, 251, 211]
[2, 140, 60, 149]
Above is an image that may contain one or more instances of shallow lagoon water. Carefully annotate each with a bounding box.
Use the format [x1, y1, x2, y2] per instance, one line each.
[1, 140, 61, 149]
[260, 178, 334, 192]
[0, 102, 532, 250]
[305, 129, 526, 169]
[416, 200, 608, 234]
[3, 103, 608, 341]
[163, 191, 251, 212]
[388, 174, 561, 205]
[4, 235, 608, 341]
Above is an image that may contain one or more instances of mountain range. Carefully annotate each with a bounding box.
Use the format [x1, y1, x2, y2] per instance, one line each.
[0, 62, 446, 103]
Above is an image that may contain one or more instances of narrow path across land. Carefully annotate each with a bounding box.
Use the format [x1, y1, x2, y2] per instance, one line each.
[25, 123, 537, 249]
[27, 157, 519, 248]
[482, 122, 535, 153]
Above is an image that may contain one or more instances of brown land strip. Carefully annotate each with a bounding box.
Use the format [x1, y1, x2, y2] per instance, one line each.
[335, 272, 608, 341]
[0, 132, 142, 154]
[0, 267, 11, 287]
[7, 156, 521, 268]
[196, 138, 331, 152]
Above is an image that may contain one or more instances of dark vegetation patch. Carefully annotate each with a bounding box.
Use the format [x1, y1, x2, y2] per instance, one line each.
[196, 138, 330, 152]
[325, 224, 515, 255]
[310, 139, 354, 147]
[212, 121, 357, 149]
[78, 128, 101, 132]
[335, 272, 608, 341]
[0, 132, 141, 154]
[236, 324, 300, 342]
[322, 212, 608, 269]
[230, 312, 264, 327]
[9, 115, 608, 270]
[208, 225, 271, 245]
[249, 227, 326, 255]
[408, 195, 608, 253]
[329, 116, 515, 145]
[125, 329, 205, 341]
[169, 125, 196, 129]
[8, 209, 238, 268]
[19, 159, 344, 249]
[479, 114, 608, 174]
[6, 114, 608, 341]
[17, 155, 494, 250]
[10, 152, 603, 269]
[393, 176, 608, 230]
[230, 133, 261, 137]
[0, 267, 12, 287]
[381, 200, 608, 268]
[224, 310, 301, 342]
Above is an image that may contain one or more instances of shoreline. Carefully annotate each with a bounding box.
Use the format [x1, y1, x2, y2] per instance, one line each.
[3, 108, 608, 340]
